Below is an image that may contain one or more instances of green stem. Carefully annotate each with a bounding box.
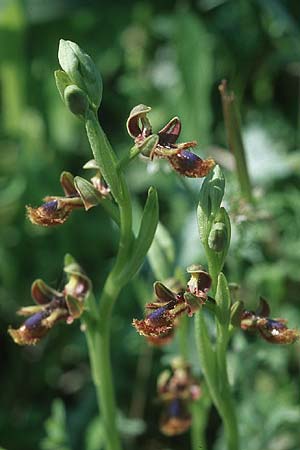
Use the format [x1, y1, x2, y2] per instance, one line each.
[83, 114, 134, 450]
[215, 331, 239, 450]
[177, 315, 189, 360]
[195, 250, 239, 450]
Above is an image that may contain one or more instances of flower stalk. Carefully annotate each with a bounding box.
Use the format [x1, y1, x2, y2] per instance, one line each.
[195, 164, 239, 450]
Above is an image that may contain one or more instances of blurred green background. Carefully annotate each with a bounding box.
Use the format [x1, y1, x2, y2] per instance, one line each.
[1, 1, 300, 449]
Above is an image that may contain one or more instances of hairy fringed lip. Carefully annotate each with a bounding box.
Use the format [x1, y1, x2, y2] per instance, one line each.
[8, 257, 91, 345]
[240, 298, 300, 344]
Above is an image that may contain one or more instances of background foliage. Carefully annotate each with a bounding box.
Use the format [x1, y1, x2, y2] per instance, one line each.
[1, 1, 300, 449]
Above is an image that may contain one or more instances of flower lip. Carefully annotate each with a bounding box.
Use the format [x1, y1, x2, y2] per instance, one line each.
[160, 399, 192, 436]
[42, 200, 58, 212]
[266, 319, 287, 330]
[24, 310, 49, 329]
[169, 152, 215, 178]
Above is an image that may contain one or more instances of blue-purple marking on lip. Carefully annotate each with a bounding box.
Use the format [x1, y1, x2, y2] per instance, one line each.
[42, 200, 58, 212]
[148, 306, 167, 321]
[267, 319, 286, 329]
[24, 310, 48, 329]
[178, 150, 200, 168]
[169, 398, 181, 417]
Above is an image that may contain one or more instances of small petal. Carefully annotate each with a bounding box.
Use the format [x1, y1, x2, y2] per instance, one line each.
[158, 117, 181, 146]
[256, 297, 270, 317]
[126, 104, 152, 139]
[60, 171, 78, 197]
[154, 281, 178, 303]
[31, 279, 62, 305]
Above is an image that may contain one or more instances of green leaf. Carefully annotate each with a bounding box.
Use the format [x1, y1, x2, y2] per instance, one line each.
[147, 222, 175, 280]
[124, 186, 159, 280]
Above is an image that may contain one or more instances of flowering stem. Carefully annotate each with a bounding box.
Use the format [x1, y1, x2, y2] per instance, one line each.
[83, 111, 135, 450]
[195, 263, 239, 450]
[196, 165, 239, 450]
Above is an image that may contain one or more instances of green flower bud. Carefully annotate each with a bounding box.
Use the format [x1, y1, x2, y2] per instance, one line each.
[63, 85, 89, 117]
[208, 222, 227, 252]
[198, 164, 225, 218]
[58, 39, 103, 109]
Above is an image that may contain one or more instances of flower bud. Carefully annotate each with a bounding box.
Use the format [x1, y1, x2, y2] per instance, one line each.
[63, 85, 89, 117]
[198, 164, 225, 217]
[58, 39, 103, 109]
[208, 222, 227, 252]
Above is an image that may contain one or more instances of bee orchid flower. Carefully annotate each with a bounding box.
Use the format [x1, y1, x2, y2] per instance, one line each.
[126, 104, 215, 178]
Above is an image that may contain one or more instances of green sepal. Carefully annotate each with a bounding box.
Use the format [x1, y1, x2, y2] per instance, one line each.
[54, 69, 72, 101]
[64, 253, 75, 266]
[215, 273, 231, 327]
[58, 39, 103, 109]
[74, 176, 102, 210]
[183, 292, 201, 314]
[124, 186, 159, 280]
[139, 134, 159, 157]
[230, 300, 245, 327]
[65, 294, 84, 319]
[118, 134, 159, 172]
